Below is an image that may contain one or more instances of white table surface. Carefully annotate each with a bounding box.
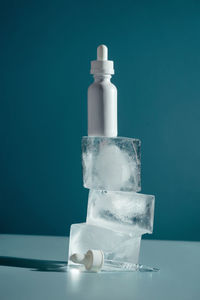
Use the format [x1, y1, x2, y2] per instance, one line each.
[0, 234, 200, 300]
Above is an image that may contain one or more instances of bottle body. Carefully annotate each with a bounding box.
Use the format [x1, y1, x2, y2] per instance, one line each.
[88, 75, 117, 137]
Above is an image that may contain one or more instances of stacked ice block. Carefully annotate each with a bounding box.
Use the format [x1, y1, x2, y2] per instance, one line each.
[68, 136, 155, 270]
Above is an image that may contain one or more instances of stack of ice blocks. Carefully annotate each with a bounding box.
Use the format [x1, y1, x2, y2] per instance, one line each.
[68, 136, 155, 270]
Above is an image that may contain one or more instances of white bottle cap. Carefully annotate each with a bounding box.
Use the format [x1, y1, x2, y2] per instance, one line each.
[70, 250, 104, 272]
[90, 45, 114, 75]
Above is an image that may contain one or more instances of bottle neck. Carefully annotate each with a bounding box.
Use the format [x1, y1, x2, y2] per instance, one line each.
[94, 74, 111, 82]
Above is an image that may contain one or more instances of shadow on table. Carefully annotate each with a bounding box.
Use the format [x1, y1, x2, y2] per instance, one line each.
[0, 256, 159, 274]
[0, 256, 67, 272]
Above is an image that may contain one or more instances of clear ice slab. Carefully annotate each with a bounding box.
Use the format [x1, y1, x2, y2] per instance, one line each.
[82, 136, 141, 192]
[68, 223, 141, 267]
[87, 190, 155, 235]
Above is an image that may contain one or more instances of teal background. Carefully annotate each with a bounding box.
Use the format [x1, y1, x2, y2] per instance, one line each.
[1, 0, 200, 241]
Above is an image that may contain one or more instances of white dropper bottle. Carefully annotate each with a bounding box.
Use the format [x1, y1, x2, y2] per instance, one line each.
[88, 45, 117, 137]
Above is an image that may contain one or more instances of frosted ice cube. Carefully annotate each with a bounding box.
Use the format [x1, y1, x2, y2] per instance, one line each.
[82, 136, 141, 192]
[87, 190, 155, 235]
[68, 223, 141, 266]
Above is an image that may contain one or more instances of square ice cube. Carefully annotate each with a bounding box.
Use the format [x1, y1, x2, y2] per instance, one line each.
[68, 223, 141, 266]
[82, 136, 141, 192]
[87, 190, 155, 235]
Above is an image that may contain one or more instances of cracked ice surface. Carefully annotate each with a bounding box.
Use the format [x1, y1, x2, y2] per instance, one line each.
[68, 223, 141, 266]
[87, 190, 155, 235]
[82, 137, 141, 192]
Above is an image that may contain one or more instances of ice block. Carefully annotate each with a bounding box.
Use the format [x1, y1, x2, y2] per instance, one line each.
[87, 190, 155, 235]
[68, 223, 141, 266]
[82, 136, 141, 192]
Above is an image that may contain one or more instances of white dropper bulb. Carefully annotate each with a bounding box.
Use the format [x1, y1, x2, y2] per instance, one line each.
[70, 250, 104, 272]
[90, 44, 114, 75]
[70, 253, 85, 264]
[97, 45, 108, 61]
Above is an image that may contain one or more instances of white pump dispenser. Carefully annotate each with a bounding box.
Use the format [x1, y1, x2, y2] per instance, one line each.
[88, 45, 117, 137]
